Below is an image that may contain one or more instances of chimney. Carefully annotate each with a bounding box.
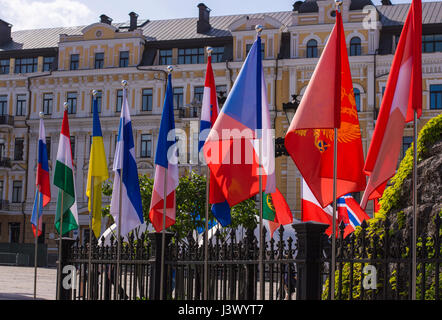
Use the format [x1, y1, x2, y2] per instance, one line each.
[100, 14, 113, 25]
[292, 1, 303, 12]
[197, 3, 211, 34]
[0, 20, 12, 46]
[129, 12, 138, 31]
[381, 0, 392, 5]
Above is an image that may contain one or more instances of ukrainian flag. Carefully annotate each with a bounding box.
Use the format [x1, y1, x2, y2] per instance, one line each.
[86, 94, 109, 238]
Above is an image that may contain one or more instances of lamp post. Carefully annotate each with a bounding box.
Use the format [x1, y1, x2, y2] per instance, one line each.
[275, 94, 300, 158]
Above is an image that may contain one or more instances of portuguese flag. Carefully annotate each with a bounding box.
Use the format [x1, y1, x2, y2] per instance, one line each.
[263, 188, 293, 238]
[53, 109, 79, 236]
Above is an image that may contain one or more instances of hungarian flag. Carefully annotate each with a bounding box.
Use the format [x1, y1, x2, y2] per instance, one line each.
[31, 117, 51, 237]
[199, 53, 231, 227]
[54, 109, 79, 236]
[263, 188, 293, 238]
[149, 72, 179, 232]
[86, 96, 109, 238]
[361, 0, 422, 209]
[285, 10, 365, 208]
[302, 179, 369, 238]
[203, 34, 275, 207]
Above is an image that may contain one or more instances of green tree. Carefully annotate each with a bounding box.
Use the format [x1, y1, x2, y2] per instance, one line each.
[101, 170, 258, 240]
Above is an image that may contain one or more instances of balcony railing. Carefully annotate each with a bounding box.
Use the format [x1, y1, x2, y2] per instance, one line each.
[0, 199, 9, 210]
[0, 115, 14, 126]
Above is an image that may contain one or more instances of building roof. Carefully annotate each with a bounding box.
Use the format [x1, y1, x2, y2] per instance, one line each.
[0, 1, 441, 52]
[377, 1, 442, 27]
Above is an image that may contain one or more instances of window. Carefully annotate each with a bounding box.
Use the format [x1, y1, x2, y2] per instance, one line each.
[116, 89, 123, 112]
[216, 85, 227, 105]
[43, 57, 55, 72]
[142, 89, 153, 111]
[246, 43, 265, 57]
[70, 136, 75, 159]
[0, 95, 7, 115]
[178, 48, 204, 64]
[14, 138, 24, 161]
[94, 52, 104, 69]
[140, 134, 152, 158]
[422, 34, 442, 53]
[46, 137, 51, 160]
[194, 86, 204, 103]
[429, 84, 442, 110]
[9, 223, 20, 243]
[173, 87, 183, 109]
[350, 37, 362, 56]
[402, 136, 413, 159]
[66, 92, 77, 114]
[70, 54, 79, 70]
[42, 93, 53, 115]
[0, 181, 3, 200]
[119, 51, 129, 67]
[14, 57, 38, 73]
[353, 88, 361, 111]
[0, 59, 9, 74]
[211, 46, 224, 63]
[159, 49, 172, 65]
[15, 94, 26, 116]
[91, 90, 102, 113]
[12, 181, 22, 203]
[306, 39, 318, 58]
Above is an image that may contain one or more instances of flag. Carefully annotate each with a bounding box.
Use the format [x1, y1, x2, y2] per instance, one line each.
[203, 34, 275, 207]
[263, 188, 293, 238]
[86, 96, 109, 238]
[31, 117, 51, 237]
[361, 0, 422, 208]
[110, 86, 144, 236]
[54, 109, 79, 235]
[199, 53, 231, 226]
[285, 10, 365, 208]
[149, 73, 179, 232]
[301, 179, 369, 237]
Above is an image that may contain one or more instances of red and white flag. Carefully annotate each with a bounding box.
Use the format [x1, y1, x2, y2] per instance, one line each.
[361, 0, 422, 209]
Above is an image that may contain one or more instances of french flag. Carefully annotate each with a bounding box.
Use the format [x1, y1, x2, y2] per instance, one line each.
[199, 53, 231, 226]
[110, 86, 144, 236]
[361, 0, 421, 209]
[149, 72, 179, 232]
[31, 117, 51, 237]
[203, 35, 275, 207]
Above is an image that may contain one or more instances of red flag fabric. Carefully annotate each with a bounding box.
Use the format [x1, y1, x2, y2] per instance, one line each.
[361, 0, 422, 209]
[285, 11, 366, 208]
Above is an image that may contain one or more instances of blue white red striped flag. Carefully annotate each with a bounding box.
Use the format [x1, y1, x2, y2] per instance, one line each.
[31, 117, 51, 237]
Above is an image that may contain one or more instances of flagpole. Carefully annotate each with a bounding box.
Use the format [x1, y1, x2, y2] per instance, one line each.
[56, 103, 68, 300]
[160, 66, 173, 300]
[331, 128, 338, 300]
[33, 190, 40, 300]
[88, 90, 98, 300]
[116, 81, 127, 300]
[203, 47, 213, 301]
[411, 110, 418, 300]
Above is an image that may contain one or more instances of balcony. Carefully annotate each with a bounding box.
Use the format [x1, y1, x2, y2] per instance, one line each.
[0, 199, 9, 211]
[0, 157, 12, 168]
[0, 115, 14, 127]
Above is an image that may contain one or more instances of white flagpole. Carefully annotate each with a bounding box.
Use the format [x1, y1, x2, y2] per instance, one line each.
[411, 110, 418, 300]
[33, 190, 40, 300]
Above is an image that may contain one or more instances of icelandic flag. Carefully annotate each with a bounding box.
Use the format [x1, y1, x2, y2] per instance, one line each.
[203, 34, 275, 207]
[110, 87, 144, 236]
[149, 73, 179, 232]
[199, 54, 231, 226]
[31, 117, 51, 237]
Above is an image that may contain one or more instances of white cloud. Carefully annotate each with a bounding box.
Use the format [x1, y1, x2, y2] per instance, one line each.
[0, 0, 94, 30]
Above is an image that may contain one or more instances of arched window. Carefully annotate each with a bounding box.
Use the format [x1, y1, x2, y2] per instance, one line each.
[306, 39, 318, 58]
[353, 88, 361, 111]
[350, 37, 362, 56]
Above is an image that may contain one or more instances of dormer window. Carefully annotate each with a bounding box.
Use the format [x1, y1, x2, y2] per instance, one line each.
[43, 57, 55, 71]
[159, 49, 172, 65]
[0, 59, 10, 74]
[178, 48, 204, 64]
[14, 57, 38, 73]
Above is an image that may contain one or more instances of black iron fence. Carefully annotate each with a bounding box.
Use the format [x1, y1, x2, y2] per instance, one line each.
[58, 215, 442, 300]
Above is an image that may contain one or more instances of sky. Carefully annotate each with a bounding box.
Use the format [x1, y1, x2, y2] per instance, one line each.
[0, 0, 434, 31]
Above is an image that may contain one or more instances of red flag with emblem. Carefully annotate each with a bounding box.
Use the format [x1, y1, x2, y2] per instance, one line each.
[284, 11, 366, 208]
